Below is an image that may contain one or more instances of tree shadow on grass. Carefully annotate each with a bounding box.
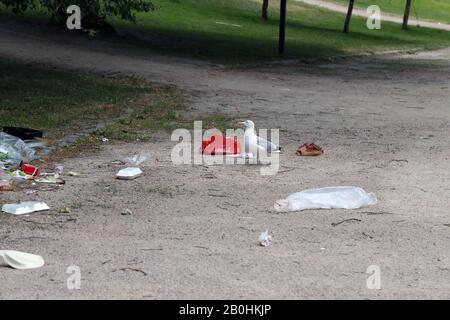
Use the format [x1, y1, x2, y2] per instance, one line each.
[120, 21, 425, 64]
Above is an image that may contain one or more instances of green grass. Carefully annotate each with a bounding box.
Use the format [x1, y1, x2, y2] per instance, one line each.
[0, 59, 152, 140]
[97, 94, 237, 141]
[0, 59, 236, 147]
[330, 0, 450, 24]
[93, 88, 186, 141]
[2, 0, 450, 64]
[107, 0, 450, 63]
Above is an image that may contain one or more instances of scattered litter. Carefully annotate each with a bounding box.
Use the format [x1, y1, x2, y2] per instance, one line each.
[20, 162, 39, 176]
[0, 132, 47, 166]
[121, 208, 133, 215]
[35, 176, 65, 184]
[274, 186, 377, 213]
[258, 230, 272, 247]
[296, 143, 323, 156]
[58, 207, 71, 213]
[0, 250, 44, 270]
[2, 201, 50, 215]
[116, 167, 142, 180]
[125, 154, 148, 166]
[116, 153, 148, 180]
[54, 165, 64, 177]
[68, 171, 80, 177]
[0, 132, 36, 165]
[111, 160, 126, 165]
[25, 189, 37, 195]
[9, 169, 33, 181]
[102, 137, 109, 142]
[202, 132, 240, 155]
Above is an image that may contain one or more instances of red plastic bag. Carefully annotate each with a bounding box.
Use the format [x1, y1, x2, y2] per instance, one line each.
[201, 133, 240, 155]
[20, 162, 39, 176]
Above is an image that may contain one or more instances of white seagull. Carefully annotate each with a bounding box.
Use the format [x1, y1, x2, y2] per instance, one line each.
[240, 120, 281, 155]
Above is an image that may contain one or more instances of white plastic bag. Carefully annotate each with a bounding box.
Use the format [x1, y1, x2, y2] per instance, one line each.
[274, 186, 377, 213]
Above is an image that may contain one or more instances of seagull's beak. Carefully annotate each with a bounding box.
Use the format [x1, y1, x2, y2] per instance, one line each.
[239, 121, 246, 126]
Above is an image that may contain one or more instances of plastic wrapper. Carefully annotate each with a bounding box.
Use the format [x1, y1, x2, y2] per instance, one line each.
[274, 186, 377, 213]
[0, 132, 47, 166]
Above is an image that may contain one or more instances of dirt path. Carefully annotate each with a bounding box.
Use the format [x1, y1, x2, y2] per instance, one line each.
[1, 20, 450, 299]
[301, 0, 450, 31]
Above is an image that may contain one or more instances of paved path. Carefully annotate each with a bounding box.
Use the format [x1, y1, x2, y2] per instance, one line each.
[301, 0, 450, 31]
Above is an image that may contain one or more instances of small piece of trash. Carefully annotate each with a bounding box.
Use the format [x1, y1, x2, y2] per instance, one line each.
[274, 187, 377, 213]
[111, 160, 126, 165]
[58, 207, 71, 213]
[125, 154, 149, 166]
[9, 170, 32, 181]
[116, 167, 143, 180]
[296, 143, 323, 156]
[102, 137, 109, 142]
[35, 176, 65, 184]
[202, 133, 240, 155]
[0, 250, 44, 270]
[121, 208, 133, 215]
[258, 230, 272, 247]
[55, 165, 64, 177]
[20, 162, 40, 176]
[2, 201, 50, 215]
[68, 171, 80, 177]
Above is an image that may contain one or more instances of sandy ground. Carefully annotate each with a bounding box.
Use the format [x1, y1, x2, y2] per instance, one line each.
[301, 0, 450, 31]
[1, 19, 450, 299]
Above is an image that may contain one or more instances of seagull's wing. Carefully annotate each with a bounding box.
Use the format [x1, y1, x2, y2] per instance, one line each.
[257, 136, 280, 152]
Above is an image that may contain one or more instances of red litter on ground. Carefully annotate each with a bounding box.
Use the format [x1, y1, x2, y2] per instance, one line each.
[20, 162, 39, 176]
[201, 132, 240, 155]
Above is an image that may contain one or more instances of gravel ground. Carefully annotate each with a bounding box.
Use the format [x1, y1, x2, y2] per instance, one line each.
[0, 19, 450, 299]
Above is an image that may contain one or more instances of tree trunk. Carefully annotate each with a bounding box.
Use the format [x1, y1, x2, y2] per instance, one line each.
[262, 0, 269, 20]
[402, 0, 412, 30]
[279, 0, 287, 55]
[343, 0, 355, 33]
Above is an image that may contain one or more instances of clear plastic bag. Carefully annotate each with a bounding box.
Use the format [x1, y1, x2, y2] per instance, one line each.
[0, 132, 42, 165]
[274, 186, 377, 213]
[124, 154, 149, 166]
[258, 230, 272, 247]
